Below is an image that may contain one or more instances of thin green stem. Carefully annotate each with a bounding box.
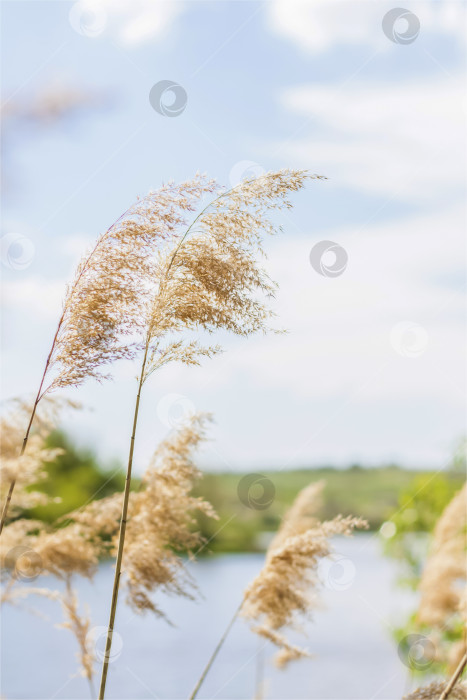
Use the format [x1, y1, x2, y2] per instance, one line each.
[97, 341, 150, 700]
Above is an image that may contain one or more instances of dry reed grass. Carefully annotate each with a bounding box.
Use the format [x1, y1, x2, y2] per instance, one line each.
[190, 481, 367, 699]
[417, 484, 467, 674]
[99, 169, 320, 698]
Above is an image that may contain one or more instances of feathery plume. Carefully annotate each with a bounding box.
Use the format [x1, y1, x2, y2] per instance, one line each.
[143, 170, 321, 382]
[99, 169, 322, 698]
[1, 574, 96, 694]
[1, 521, 97, 693]
[416, 484, 466, 675]
[242, 515, 368, 666]
[47, 175, 216, 393]
[0, 400, 63, 517]
[418, 484, 467, 628]
[269, 480, 324, 553]
[189, 482, 366, 699]
[122, 413, 217, 617]
[58, 576, 95, 694]
[0, 175, 216, 533]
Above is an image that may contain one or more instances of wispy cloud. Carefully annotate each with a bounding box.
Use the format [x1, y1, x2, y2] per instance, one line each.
[278, 77, 465, 201]
[267, 0, 466, 53]
[72, 0, 185, 47]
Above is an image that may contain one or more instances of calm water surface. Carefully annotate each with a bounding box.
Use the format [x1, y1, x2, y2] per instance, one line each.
[2, 535, 421, 700]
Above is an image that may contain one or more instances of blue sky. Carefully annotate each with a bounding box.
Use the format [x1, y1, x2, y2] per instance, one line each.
[1, 0, 466, 472]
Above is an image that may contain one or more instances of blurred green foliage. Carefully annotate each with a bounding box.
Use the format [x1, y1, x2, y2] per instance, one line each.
[24, 432, 465, 557]
[192, 465, 465, 552]
[382, 444, 466, 678]
[26, 430, 132, 523]
[382, 473, 462, 587]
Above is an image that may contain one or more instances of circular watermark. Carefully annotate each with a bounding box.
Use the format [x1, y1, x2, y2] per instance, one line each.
[4, 546, 43, 581]
[156, 393, 195, 429]
[382, 8, 420, 45]
[398, 634, 435, 670]
[149, 81, 187, 117]
[69, 1, 107, 38]
[237, 473, 275, 511]
[309, 240, 348, 278]
[390, 321, 428, 358]
[318, 554, 356, 591]
[229, 161, 265, 187]
[1, 233, 35, 271]
[86, 626, 123, 663]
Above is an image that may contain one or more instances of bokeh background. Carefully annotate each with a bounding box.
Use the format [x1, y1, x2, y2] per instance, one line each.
[1, 2, 466, 699]
[2, 0, 465, 472]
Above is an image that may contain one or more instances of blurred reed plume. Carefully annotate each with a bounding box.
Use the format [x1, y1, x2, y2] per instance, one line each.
[403, 681, 467, 700]
[58, 578, 95, 696]
[0, 176, 215, 533]
[417, 484, 467, 673]
[1, 578, 95, 696]
[0, 398, 67, 517]
[0, 517, 98, 696]
[66, 413, 217, 617]
[122, 413, 217, 616]
[242, 513, 368, 667]
[1, 415, 216, 696]
[268, 480, 324, 552]
[189, 481, 367, 699]
[98, 168, 321, 698]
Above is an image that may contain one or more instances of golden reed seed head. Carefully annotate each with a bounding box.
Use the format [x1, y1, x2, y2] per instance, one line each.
[37, 169, 319, 393]
[268, 480, 325, 555]
[417, 484, 467, 628]
[241, 481, 367, 668]
[144, 170, 321, 382]
[45, 175, 217, 394]
[56, 578, 95, 683]
[0, 398, 67, 516]
[1, 414, 217, 618]
[1, 415, 217, 678]
[122, 413, 217, 617]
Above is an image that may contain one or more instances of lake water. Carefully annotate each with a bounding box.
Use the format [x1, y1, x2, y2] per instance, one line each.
[1, 535, 422, 699]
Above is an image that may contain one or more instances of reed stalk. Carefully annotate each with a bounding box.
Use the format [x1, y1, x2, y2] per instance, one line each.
[439, 653, 467, 700]
[98, 344, 149, 700]
[0, 334, 56, 534]
[189, 602, 243, 700]
[189, 483, 366, 696]
[254, 638, 265, 700]
[0, 202, 136, 534]
[97, 200, 224, 697]
[97, 172, 314, 695]
[97, 205, 214, 698]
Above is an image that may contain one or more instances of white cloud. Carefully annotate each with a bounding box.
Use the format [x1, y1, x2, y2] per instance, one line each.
[71, 0, 184, 47]
[278, 77, 465, 201]
[267, 0, 466, 53]
[107, 0, 184, 47]
[229, 204, 465, 407]
[2, 276, 65, 319]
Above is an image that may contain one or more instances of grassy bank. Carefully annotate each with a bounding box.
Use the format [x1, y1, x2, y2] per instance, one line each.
[26, 432, 463, 553]
[193, 466, 464, 552]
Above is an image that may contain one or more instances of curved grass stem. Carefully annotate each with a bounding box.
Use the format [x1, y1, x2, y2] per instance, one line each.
[189, 601, 243, 700]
